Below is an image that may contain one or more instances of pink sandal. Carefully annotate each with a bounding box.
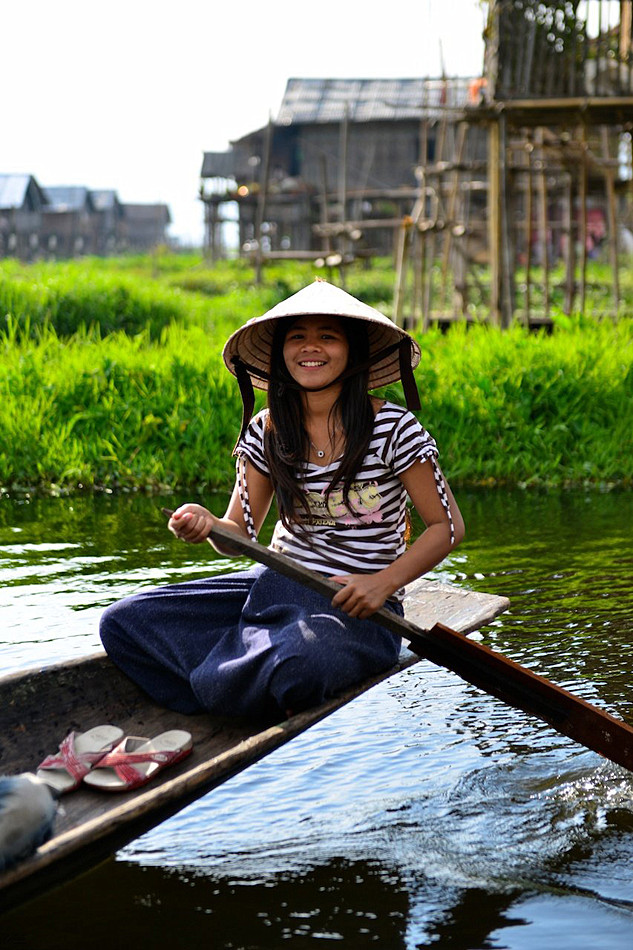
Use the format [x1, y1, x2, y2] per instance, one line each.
[36, 725, 124, 793]
[82, 730, 193, 791]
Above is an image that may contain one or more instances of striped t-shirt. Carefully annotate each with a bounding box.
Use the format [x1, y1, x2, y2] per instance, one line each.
[236, 401, 450, 600]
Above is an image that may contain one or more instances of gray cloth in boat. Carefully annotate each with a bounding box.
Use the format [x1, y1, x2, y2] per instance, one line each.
[99, 565, 402, 721]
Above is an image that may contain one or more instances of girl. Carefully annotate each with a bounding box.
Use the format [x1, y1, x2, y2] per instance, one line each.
[100, 280, 464, 721]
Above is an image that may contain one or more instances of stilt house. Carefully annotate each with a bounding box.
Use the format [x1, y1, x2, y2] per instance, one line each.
[200, 77, 477, 260]
[42, 187, 98, 258]
[0, 175, 49, 260]
[201, 1, 633, 327]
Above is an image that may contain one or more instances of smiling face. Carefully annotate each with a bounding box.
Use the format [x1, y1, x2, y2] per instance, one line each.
[282, 314, 350, 392]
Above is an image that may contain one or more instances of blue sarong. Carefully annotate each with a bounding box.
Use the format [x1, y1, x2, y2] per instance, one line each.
[100, 566, 402, 722]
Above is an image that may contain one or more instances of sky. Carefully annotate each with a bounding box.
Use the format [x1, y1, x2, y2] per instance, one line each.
[3, 1, 488, 246]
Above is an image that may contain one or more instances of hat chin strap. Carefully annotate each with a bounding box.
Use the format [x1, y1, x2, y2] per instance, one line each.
[231, 338, 420, 450]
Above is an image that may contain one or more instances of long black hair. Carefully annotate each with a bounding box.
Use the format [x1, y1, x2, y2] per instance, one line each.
[264, 315, 375, 529]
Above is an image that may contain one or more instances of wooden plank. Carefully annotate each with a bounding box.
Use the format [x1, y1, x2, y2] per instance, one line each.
[404, 577, 508, 635]
[0, 575, 504, 911]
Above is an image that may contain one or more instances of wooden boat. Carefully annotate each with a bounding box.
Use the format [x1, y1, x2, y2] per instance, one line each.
[5, 525, 633, 913]
[0, 576, 508, 912]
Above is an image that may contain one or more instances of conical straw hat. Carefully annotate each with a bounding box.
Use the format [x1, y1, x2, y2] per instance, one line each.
[222, 279, 420, 391]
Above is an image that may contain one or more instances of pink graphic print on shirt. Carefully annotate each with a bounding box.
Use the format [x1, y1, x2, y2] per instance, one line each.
[304, 481, 383, 525]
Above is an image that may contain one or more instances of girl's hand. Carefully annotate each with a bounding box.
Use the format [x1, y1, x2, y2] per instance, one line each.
[168, 504, 216, 544]
[329, 573, 393, 619]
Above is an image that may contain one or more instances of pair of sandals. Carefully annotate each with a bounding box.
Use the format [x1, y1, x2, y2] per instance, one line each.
[36, 725, 193, 794]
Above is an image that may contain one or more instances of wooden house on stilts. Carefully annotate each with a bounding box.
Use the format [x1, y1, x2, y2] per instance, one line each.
[200, 0, 633, 327]
[200, 77, 477, 264]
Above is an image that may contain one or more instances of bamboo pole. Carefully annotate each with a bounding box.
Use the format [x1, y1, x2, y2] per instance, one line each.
[601, 126, 620, 312]
[579, 122, 588, 316]
[484, 0, 499, 103]
[569, 1, 580, 96]
[319, 156, 332, 259]
[620, 0, 633, 92]
[413, 106, 430, 328]
[254, 116, 273, 285]
[535, 127, 550, 320]
[597, 0, 605, 96]
[419, 224, 430, 331]
[621, 0, 633, 59]
[452, 175, 472, 319]
[410, 116, 428, 327]
[563, 172, 576, 315]
[499, 112, 514, 328]
[412, 219, 423, 329]
[393, 216, 413, 328]
[337, 104, 349, 287]
[488, 118, 502, 327]
[622, 0, 633, 92]
[422, 105, 447, 327]
[441, 121, 468, 308]
[524, 137, 534, 326]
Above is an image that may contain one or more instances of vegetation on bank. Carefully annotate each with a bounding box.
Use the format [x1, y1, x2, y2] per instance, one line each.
[0, 254, 631, 495]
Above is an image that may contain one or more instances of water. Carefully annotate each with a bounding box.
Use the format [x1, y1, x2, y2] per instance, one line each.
[2, 490, 633, 948]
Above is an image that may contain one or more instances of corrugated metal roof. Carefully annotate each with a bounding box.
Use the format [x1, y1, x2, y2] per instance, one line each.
[276, 77, 475, 125]
[0, 174, 34, 209]
[90, 189, 120, 211]
[201, 151, 238, 178]
[44, 186, 93, 212]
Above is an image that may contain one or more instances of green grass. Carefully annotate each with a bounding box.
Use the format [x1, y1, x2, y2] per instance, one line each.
[0, 257, 230, 338]
[0, 253, 632, 494]
[412, 319, 633, 488]
[0, 321, 248, 492]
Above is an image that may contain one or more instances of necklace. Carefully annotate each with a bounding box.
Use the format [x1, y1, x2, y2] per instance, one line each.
[309, 426, 341, 460]
[310, 441, 327, 459]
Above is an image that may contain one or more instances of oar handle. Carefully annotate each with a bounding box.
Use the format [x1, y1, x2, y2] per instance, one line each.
[161, 507, 402, 634]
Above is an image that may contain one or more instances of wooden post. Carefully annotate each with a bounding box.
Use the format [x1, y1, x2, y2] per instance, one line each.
[255, 116, 273, 285]
[411, 214, 423, 328]
[524, 136, 534, 326]
[441, 121, 468, 308]
[411, 112, 429, 327]
[483, 0, 499, 103]
[499, 112, 514, 328]
[393, 216, 413, 328]
[535, 127, 550, 321]
[320, 156, 332, 259]
[203, 197, 213, 264]
[337, 104, 349, 286]
[621, 0, 633, 93]
[422, 107, 447, 327]
[579, 122, 588, 316]
[621, 0, 633, 59]
[338, 105, 349, 224]
[419, 224, 430, 331]
[601, 126, 620, 313]
[488, 117, 502, 327]
[563, 172, 576, 315]
[413, 101, 430, 327]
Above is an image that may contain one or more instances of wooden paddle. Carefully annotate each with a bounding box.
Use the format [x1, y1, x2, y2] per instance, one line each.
[162, 509, 633, 773]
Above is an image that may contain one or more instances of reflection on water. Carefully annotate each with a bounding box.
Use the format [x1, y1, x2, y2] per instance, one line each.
[1, 489, 633, 947]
